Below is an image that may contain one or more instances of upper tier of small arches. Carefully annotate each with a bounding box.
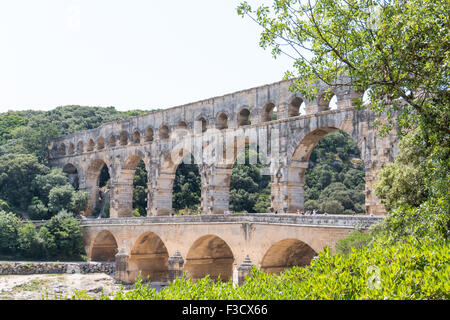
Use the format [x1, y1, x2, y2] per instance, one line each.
[50, 79, 362, 158]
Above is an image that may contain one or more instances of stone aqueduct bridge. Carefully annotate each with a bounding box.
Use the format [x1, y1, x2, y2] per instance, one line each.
[80, 214, 382, 283]
[47, 79, 397, 282]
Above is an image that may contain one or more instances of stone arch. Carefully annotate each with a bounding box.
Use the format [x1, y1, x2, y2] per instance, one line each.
[216, 112, 228, 130]
[237, 108, 250, 126]
[285, 126, 365, 213]
[77, 141, 84, 154]
[85, 159, 110, 216]
[133, 130, 141, 144]
[63, 163, 79, 190]
[159, 125, 170, 140]
[262, 102, 276, 122]
[87, 139, 95, 152]
[108, 135, 116, 147]
[128, 232, 169, 282]
[113, 154, 148, 217]
[197, 117, 207, 132]
[183, 234, 234, 282]
[120, 131, 129, 146]
[90, 230, 118, 262]
[153, 148, 201, 216]
[144, 127, 154, 142]
[288, 97, 304, 117]
[68, 143, 75, 155]
[178, 121, 188, 130]
[260, 239, 317, 274]
[318, 91, 337, 111]
[97, 137, 105, 150]
[59, 144, 66, 156]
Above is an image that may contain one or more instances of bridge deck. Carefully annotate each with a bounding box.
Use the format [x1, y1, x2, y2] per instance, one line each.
[35, 213, 383, 229]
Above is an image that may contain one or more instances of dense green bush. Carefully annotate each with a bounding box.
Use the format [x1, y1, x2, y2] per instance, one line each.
[0, 211, 21, 255]
[335, 230, 374, 255]
[71, 237, 449, 300]
[39, 210, 85, 260]
[17, 221, 45, 258]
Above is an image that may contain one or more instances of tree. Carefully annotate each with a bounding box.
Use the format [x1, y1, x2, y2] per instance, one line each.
[32, 168, 70, 205]
[172, 156, 201, 212]
[238, 0, 448, 238]
[39, 210, 84, 259]
[48, 185, 76, 215]
[237, 0, 449, 141]
[0, 211, 21, 255]
[13, 123, 60, 163]
[17, 221, 45, 258]
[230, 144, 271, 213]
[0, 153, 49, 210]
[133, 160, 148, 216]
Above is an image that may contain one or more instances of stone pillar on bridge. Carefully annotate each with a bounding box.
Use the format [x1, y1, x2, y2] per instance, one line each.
[168, 251, 185, 282]
[237, 255, 254, 285]
[114, 247, 129, 283]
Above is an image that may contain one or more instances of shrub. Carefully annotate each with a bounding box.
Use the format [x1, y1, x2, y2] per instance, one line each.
[0, 210, 21, 255]
[39, 210, 84, 259]
[17, 221, 45, 258]
[27, 197, 50, 220]
[320, 200, 344, 214]
[335, 230, 373, 255]
[71, 236, 449, 300]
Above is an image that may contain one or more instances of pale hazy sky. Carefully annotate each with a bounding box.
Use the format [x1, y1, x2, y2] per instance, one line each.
[0, 0, 293, 112]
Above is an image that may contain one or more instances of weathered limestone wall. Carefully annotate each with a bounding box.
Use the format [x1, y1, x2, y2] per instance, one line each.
[81, 214, 382, 283]
[48, 78, 398, 218]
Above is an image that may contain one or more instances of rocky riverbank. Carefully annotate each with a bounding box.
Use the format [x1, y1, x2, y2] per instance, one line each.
[0, 273, 125, 300]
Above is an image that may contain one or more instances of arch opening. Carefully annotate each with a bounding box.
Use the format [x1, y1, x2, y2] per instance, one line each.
[120, 131, 128, 146]
[184, 235, 234, 282]
[287, 128, 365, 215]
[59, 144, 66, 156]
[197, 117, 207, 132]
[262, 102, 276, 122]
[288, 97, 304, 117]
[172, 153, 201, 215]
[261, 239, 317, 274]
[237, 108, 251, 126]
[129, 232, 169, 282]
[144, 127, 154, 142]
[90, 230, 118, 262]
[318, 92, 337, 111]
[63, 163, 79, 190]
[133, 130, 141, 144]
[77, 141, 84, 154]
[87, 139, 95, 152]
[132, 159, 148, 216]
[216, 113, 228, 130]
[160, 125, 170, 140]
[108, 135, 116, 147]
[97, 137, 105, 150]
[68, 143, 75, 155]
[229, 142, 270, 213]
[85, 160, 111, 217]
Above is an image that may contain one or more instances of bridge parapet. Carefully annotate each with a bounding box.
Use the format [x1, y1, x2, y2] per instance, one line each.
[78, 213, 383, 229]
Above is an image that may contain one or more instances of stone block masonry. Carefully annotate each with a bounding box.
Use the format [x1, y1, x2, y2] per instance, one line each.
[0, 261, 115, 276]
